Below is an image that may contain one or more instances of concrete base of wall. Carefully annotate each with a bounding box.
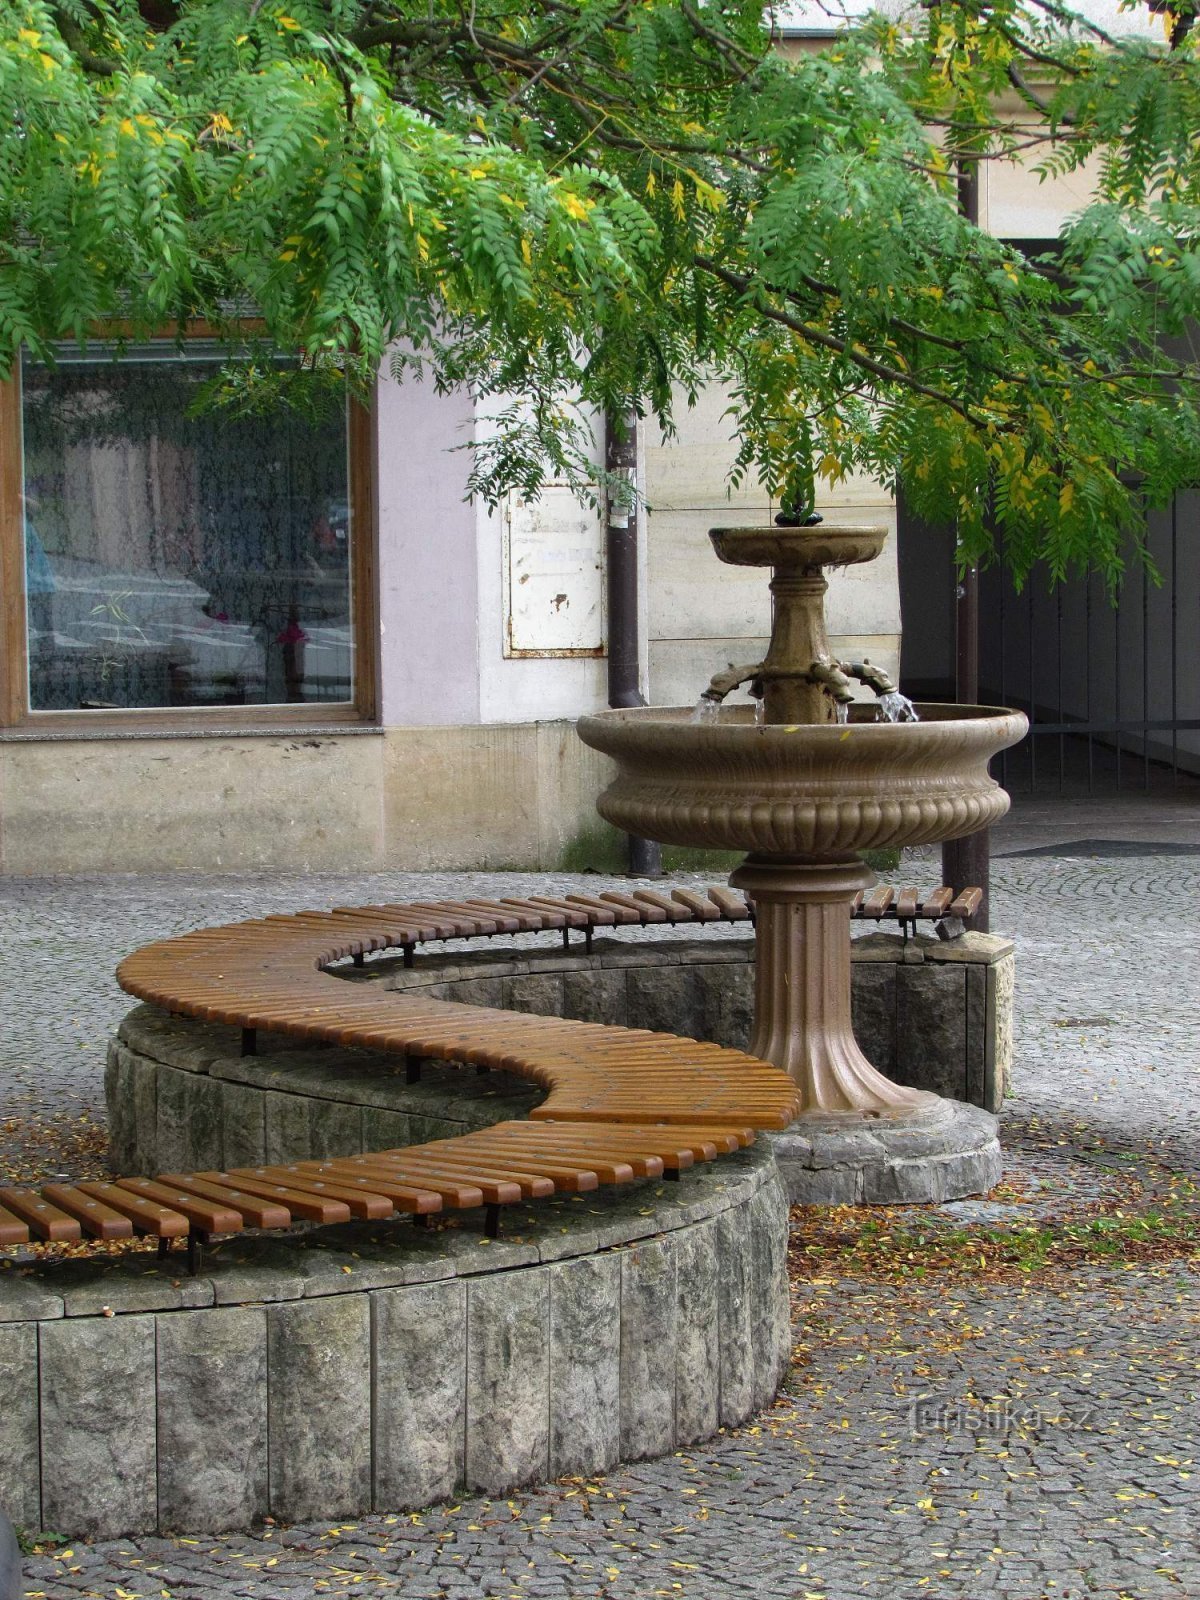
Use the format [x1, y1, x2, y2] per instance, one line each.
[0, 1146, 790, 1541]
[0, 722, 616, 874]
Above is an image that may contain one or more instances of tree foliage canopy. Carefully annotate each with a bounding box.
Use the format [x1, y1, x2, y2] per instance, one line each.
[4, 0, 1200, 581]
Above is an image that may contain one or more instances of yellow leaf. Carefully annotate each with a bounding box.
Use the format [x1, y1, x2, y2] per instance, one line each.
[560, 192, 592, 223]
[278, 15, 302, 29]
[521, 236, 532, 266]
[1059, 482, 1074, 513]
[119, 117, 137, 137]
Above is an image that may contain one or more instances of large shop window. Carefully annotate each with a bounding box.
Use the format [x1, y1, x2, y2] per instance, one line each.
[1, 340, 376, 728]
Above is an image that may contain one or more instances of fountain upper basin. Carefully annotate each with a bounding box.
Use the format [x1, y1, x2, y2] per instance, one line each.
[576, 702, 1028, 857]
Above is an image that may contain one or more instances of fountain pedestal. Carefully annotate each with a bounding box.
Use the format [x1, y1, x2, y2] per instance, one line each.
[730, 855, 934, 1115]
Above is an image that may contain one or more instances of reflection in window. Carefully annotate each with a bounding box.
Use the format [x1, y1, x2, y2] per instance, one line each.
[21, 344, 353, 711]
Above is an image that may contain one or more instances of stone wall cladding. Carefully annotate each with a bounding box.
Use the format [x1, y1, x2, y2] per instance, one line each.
[107, 932, 1014, 1175]
[0, 1148, 789, 1541]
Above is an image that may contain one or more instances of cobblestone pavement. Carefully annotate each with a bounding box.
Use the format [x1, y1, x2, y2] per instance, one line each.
[4, 847, 1200, 1599]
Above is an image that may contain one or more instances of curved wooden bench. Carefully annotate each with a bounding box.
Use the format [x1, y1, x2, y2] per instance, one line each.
[0, 889, 803, 1265]
[0, 883, 978, 1265]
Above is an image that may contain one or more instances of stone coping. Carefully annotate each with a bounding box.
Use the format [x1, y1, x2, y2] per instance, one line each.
[0, 1144, 771, 1323]
[0, 1149, 790, 1540]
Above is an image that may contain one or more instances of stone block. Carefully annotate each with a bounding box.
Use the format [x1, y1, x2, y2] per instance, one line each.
[104, 1043, 135, 1173]
[360, 1106, 412, 1154]
[747, 1176, 792, 1409]
[502, 974, 565, 1018]
[307, 1097, 364, 1160]
[0, 1277, 62, 1323]
[896, 963, 967, 1100]
[696, 961, 755, 1051]
[267, 1295, 371, 1521]
[619, 1237, 677, 1460]
[987, 952, 1015, 1111]
[184, 1072, 226, 1171]
[373, 1281, 467, 1508]
[130, 1050, 160, 1174]
[153, 1064, 193, 1173]
[850, 961, 898, 1078]
[58, 1258, 213, 1317]
[549, 1256, 620, 1477]
[220, 1079, 268, 1170]
[157, 1307, 268, 1531]
[264, 1090, 314, 1165]
[448, 977, 506, 1009]
[563, 968, 627, 1026]
[673, 1221, 719, 1446]
[626, 966, 701, 1038]
[465, 1269, 550, 1494]
[965, 964, 987, 1108]
[716, 1206, 754, 1427]
[0, 1324, 40, 1530]
[39, 1315, 157, 1539]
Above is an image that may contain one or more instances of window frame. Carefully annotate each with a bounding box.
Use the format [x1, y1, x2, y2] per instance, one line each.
[0, 328, 379, 734]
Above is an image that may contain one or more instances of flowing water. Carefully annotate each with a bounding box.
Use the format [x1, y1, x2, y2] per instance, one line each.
[876, 691, 919, 723]
[691, 697, 720, 725]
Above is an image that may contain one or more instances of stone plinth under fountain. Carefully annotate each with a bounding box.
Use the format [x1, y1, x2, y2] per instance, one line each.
[578, 523, 1027, 1204]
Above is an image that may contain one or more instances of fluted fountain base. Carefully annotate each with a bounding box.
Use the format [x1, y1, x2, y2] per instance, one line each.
[772, 1097, 1001, 1206]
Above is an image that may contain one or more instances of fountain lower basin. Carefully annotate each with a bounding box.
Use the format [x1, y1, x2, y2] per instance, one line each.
[577, 702, 1027, 858]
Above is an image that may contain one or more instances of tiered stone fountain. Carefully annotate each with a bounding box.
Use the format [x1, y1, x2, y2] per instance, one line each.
[578, 524, 1027, 1203]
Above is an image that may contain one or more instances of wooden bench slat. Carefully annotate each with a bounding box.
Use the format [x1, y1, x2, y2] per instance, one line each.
[76, 1182, 190, 1238]
[0, 1189, 82, 1243]
[860, 887, 895, 918]
[0, 1200, 30, 1247]
[949, 887, 984, 919]
[218, 1169, 375, 1222]
[41, 1184, 135, 1241]
[114, 1179, 244, 1235]
[200, 1177, 352, 1222]
[159, 1175, 292, 1231]
[669, 889, 722, 921]
[920, 888, 955, 917]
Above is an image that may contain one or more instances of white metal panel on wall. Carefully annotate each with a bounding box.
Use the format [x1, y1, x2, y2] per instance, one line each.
[502, 486, 605, 658]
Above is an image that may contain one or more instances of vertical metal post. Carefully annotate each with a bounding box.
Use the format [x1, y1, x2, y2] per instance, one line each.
[941, 152, 989, 929]
[605, 409, 662, 878]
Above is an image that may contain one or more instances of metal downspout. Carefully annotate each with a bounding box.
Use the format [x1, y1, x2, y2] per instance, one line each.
[604, 410, 662, 877]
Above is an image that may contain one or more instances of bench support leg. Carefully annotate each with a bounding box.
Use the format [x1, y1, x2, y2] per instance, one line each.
[241, 1028, 257, 1058]
[484, 1203, 501, 1240]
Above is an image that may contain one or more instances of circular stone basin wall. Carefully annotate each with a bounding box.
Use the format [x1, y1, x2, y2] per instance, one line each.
[108, 933, 1013, 1177]
[0, 1141, 789, 1540]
